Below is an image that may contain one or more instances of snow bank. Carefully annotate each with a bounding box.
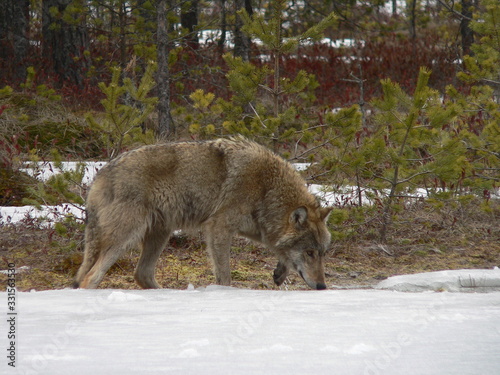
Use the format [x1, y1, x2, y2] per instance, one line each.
[309, 184, 379, 206]
[20, 161, 106, 185]
[2, 287, 499, 375]
[376, 268, 500, 292]
[0, 204, 85, 226]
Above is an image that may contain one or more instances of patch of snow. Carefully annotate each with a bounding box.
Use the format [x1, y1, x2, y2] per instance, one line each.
[292, 162, 311, 171]
[382, 0, 408, 14]
[0, 266, 30, 275]
[345, 342, 377, 355]
[0, 204, 85, 227]
[20, 161, 106, 185]
[301, 38, 365, 48]
[376, 268, 500, 292]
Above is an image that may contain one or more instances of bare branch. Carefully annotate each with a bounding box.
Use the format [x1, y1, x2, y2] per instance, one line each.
[289, 140, 331, 161]
[248, 102, 267, 129]
[435, 0, 473, 21]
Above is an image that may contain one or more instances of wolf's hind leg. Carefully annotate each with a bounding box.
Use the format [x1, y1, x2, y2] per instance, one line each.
[134, 224, 171, 289]
[79, 213, 147, 289]
[73, 244, 99, 288]
[79, 245, 129, 289]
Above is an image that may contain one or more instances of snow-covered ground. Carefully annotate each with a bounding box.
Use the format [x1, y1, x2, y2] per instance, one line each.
[2, 271, 500, 375]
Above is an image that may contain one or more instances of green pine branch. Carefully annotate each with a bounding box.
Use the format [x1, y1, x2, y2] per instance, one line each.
[86, 62, 158, 158]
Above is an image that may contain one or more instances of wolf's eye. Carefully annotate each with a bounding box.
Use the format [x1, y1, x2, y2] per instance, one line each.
[306, 250, 314, 258]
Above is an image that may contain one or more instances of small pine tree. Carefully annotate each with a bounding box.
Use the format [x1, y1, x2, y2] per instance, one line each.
[238, 0, 336, 118]
[357, 67, 463, 241]
[454, 0, 500, 189]
[458, 0, 500, 88]
[189, 0, 337, 150]
[85, 63, 158, 159]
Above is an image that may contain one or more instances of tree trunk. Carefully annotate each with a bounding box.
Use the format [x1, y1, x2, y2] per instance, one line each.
[233, 0, 252, 61]
[181, 0, 199, 49]
[460, 0, 474, 56]
[392, 0, 397, 16]
[218, 0, 227, 53]
[118, 1, 127, 70]
[156, 0, 174, 140]
[0, 0, 30, 83]
[408, 0, 417, 40]
[42, 0, 89, 87]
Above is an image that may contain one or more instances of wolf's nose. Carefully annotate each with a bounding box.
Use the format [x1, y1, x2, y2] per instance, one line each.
[316, 283, 327, 290]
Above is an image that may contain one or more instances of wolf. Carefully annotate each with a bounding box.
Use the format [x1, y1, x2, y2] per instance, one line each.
[73, 138, 332, 290]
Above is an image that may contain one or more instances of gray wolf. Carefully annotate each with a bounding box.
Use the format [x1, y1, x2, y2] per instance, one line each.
[73, 138, 332, 290]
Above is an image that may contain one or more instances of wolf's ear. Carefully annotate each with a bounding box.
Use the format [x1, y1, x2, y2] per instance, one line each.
[320, 207, 333, 222]
[290, 206, 308, 229]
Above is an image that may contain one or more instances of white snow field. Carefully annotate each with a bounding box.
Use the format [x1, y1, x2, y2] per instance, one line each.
[2, 269, 500, 375]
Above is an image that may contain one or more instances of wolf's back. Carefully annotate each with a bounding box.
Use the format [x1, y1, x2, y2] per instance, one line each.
[85, 141, 231, 227]
[86, 138, 312, 227]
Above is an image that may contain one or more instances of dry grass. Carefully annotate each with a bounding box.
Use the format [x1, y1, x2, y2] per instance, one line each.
[1, 197, 499, 291]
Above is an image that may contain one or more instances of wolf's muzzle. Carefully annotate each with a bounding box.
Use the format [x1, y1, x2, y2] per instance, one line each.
[316, 283, 327, 290]
[299, 270, 327, 290]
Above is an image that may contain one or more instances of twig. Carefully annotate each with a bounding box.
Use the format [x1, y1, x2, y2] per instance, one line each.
[378, 244, 394, 256]
[289, 140, 331, 161]
[435, 0, 474, 21]
[248, 102, 267, 129]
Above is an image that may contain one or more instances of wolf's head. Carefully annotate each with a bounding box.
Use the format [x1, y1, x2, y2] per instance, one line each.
[273, 205, 332, 290]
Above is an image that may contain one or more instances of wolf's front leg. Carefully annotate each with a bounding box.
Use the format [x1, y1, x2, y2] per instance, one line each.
[134, 225, 172, 289]
[273, 261, 289, 286]
[205, 226, 233, 285]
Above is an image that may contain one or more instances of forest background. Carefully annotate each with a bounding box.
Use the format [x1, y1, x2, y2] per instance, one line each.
[0, 0, 499, 290]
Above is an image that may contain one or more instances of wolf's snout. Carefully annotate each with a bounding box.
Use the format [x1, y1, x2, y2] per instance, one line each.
[316, 283, 327, 290]
[298, 269, 327, 290]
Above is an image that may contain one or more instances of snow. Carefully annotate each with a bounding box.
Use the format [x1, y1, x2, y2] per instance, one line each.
[1, 161, 103, 226]
[0, 204, 85, 227]
[20, 161, 106, 185]
[2, 282, 500, 374]
[376, 268, 500, 293]
[383, 0, 408, 14]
